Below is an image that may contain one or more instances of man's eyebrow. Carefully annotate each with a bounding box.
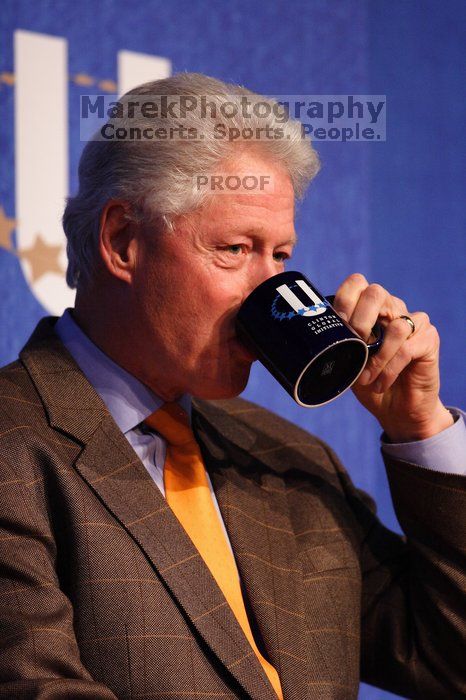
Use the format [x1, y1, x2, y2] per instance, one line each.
[252, 229, 299, 245]
[225, 228, 298, 246]
[278, 233, 298, 247]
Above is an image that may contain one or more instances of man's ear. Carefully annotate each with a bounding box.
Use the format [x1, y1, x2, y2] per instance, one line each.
[98, 200, 139, 284]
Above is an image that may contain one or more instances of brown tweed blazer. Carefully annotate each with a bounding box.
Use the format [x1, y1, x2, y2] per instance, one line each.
[0, 316, 465, 700]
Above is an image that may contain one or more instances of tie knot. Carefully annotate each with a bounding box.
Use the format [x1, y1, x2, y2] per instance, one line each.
[144, 402, 195, 446]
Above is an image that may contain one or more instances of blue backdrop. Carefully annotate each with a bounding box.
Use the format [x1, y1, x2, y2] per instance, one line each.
[1, 2, 464, 698]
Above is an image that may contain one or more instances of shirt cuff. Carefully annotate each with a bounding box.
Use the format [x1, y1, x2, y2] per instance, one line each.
[381, 407, 466, 475]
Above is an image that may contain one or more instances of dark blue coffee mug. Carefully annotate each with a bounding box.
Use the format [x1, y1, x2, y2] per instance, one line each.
[236, 270, 383, 407]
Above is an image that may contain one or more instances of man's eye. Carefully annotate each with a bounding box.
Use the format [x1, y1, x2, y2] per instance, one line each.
[273, 252, 289, 262]
[227, 245, 243, 255]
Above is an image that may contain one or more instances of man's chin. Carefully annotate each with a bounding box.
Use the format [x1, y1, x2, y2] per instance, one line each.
[191, 365, 253, 401]
[232, 336, 258, 363]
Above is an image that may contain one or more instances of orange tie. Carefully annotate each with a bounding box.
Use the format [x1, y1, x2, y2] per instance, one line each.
[145, 402, 283, 700]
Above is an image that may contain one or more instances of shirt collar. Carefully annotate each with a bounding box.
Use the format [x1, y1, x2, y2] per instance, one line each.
[54, 308, 191, 434]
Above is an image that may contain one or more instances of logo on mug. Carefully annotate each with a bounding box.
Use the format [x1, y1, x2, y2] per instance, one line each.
[272, 279, 330, 320]
[321, 361, 336, 376]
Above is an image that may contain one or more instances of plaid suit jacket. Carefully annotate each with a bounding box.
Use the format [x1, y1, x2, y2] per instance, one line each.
[0, 316, 465, 700]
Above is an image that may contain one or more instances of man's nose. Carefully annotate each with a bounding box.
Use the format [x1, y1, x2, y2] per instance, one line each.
[248, 257, 281, 295]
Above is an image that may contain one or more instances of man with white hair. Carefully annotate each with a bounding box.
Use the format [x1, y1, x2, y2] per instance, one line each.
[0, 73, 464, 700]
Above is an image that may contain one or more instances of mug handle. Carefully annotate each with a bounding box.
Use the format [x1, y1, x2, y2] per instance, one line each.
[325, 295, 384, 356]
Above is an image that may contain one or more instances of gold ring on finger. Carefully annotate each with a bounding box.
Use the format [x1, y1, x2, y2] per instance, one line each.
[398, 315, 416, 337]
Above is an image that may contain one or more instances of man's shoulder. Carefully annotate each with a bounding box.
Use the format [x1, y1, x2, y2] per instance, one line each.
[0, 356, 42, 409]
[194, 396, 340, 478]
[0, 356, 49, 434]
[0, 316, 62, 423]
[0, 356, 59, 486]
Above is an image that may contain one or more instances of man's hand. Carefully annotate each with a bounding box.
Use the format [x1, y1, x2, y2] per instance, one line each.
[332, 273, 454, 442]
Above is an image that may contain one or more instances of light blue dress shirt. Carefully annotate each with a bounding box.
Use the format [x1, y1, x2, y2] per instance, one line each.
[54, 308, 466, 538]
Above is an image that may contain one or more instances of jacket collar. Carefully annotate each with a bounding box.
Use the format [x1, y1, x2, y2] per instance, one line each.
[20, 316, 107, 443]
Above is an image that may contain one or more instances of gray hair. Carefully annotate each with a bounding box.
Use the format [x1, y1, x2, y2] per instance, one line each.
[63, 72, 320, 289]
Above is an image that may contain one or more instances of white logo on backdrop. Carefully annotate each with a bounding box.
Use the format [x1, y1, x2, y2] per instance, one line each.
[2, 30, 171, 314]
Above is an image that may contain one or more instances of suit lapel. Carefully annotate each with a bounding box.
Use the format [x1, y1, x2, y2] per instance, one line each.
[73, 420, 280, 700]
[193, 400, 309, 700]
[20, 318, 278, 700]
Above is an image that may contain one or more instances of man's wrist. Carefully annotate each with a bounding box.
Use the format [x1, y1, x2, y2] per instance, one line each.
[381, 408, 465, 475]
[384, 404, 455, 444]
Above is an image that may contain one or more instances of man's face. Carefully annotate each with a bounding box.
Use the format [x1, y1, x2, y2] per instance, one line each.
[131, 151, 297, 400]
